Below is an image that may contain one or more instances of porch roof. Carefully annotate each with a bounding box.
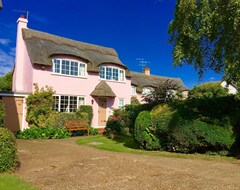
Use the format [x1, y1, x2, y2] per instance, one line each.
[90, 81, 116, 97]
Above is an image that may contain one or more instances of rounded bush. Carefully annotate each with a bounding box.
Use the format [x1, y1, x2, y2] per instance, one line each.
[0, 128, 18, 172]
[134, 111, 160, 150]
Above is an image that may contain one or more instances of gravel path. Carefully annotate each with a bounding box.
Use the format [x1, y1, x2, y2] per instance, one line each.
[15, 137, 240, 190]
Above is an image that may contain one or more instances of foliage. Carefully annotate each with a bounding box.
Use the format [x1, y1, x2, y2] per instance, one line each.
[16, 127, 71, 139]
[124, 103, 157, 134]
[26, 85, 54, 128]
[0, 71, 12, 91]
[0, 128, 17, 172]
[88, 127, 100, 136]
[106, 108, 129, 135]
[167, 119, 234, 154]
[134, 111, 160, 150]
[144, 79, 182, 103]
[76, 105, 93, 125]
[45, 112, 78, 128]
[189, 82, 229, 99]
[0, 100, 5, 128]
[131, 96, 140, 104]
[169, 0, 240, 88]
[0, 174, 37, 190]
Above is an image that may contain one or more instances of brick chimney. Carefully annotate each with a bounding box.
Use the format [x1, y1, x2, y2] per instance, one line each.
[143, 67, 150, 75]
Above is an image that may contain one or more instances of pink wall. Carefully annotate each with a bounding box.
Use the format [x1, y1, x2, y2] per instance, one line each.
[13, 17, 33, 93]
[32, 61, 131, 127]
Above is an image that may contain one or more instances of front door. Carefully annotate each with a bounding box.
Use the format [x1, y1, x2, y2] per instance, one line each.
[98, 98, 107, 126]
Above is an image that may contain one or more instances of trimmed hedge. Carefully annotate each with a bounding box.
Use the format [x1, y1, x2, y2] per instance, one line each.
[0, 128, 17, 172]
[76, 105, 93, 126]
[134, 111, 160, 150]
[16, 127, 71, 139]
[0, 100, 5, 128]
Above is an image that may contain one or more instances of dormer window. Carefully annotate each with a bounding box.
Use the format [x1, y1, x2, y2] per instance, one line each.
[99, 66, 125, 82]
[142, 87, 154, 95]
[53, 58, 87, 77]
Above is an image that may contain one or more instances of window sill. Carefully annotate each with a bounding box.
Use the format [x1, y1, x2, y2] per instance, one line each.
[99, 78, 126, 84]
[51, 73, 87, 79]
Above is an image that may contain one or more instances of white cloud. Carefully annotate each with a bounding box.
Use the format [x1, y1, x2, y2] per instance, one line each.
[0, 38, 11, 46]
[0, 49, 15, 75]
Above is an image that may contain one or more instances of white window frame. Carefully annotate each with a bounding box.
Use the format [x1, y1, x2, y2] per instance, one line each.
[142, 87, 153, 95]
[99, 65, 125, 82]
[53, 95, 86, 113]
[131, 86, 136, 95]
[52, 58, 87, 78]
[118, 98, 125, 109]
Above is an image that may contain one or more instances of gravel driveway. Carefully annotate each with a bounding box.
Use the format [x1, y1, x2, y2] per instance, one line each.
[15, 137, 240, 190]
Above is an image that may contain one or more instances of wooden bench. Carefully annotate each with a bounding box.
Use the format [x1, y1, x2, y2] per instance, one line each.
[65, 120, 89, 136]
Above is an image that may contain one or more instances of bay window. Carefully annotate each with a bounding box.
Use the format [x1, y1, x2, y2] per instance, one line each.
[99, 66, 125, 82]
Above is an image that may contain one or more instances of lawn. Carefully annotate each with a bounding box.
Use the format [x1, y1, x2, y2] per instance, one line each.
[0, 174, 37, 190]
[77, 135, 236, 161]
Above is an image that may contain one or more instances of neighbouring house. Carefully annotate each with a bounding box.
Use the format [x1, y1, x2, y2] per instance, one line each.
[0, 16, 188, 132]
[220, 81, 238, 94]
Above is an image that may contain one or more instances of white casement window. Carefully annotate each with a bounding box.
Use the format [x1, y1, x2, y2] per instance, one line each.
[99, 66, 125, 82]
[53, 95, 86, 113]
[118, 98, 125, 109]
[142, 87, 153, 95]
[53, 58, 87, 77]
[131, 86, 136, 95]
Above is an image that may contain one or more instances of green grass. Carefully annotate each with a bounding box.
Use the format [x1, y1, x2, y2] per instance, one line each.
[0, 174, 37, 190]
[77, 135, 237, 162]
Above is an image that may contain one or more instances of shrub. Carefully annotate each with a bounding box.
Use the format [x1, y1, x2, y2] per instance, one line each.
[134, 111, 160, 150]
[131, 96, 140, 104]
[76, 105, 93, 125]
[16, 127, 71, 139]
[0, 100, 5, 128]
[26, 85, 54, 128]
[89, 127, 100, 136]
[45, 112, 77, 128]
[0, 128, 17, 172]
[167, 119, 235, 153]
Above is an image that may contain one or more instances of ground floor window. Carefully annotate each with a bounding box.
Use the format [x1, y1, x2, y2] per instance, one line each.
[53, 95, 86, 112]
[118, 98, 125, 109]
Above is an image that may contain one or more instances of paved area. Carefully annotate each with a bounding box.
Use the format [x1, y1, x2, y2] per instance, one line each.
[15, 137, 240, 190]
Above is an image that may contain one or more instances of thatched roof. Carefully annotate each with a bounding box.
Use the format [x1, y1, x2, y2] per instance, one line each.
[22, 29, 130, 76]
[131, 72, 189, 92]
[91, 81, 116, 97]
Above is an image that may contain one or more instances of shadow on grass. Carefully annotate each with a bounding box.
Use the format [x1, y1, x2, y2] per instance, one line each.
[109, 135, 140, 149]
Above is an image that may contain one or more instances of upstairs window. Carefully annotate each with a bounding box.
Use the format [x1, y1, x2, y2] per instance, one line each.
[53, 58, 87, 77]
[142, 87, 154, 95]
[99, 66, 125, 82]
[118, 98, 125, 109]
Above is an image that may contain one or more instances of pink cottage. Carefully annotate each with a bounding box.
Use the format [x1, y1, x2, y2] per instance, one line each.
[1, 16, 189, 132]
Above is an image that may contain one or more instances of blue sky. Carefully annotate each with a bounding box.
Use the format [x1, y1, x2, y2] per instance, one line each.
[0, 0, 222, 88]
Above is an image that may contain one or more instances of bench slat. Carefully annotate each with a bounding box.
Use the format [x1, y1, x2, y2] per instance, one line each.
[65, 119, 89, 135]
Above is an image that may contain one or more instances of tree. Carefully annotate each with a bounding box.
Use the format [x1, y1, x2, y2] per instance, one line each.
[189, 82, 229, 99]
[169, 0, 240, 88]
[144, 80, 182, 103]
[0, 71, 12, 91]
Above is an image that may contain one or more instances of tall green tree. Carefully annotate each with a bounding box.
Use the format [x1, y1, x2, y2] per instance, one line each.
[0, 71, 12, 91]
[169, 0, 240, 88]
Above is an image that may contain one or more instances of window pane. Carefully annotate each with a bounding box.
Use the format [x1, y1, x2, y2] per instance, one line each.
[100, 66, 105, 79]
[113, 68, 118, 81]
[70, 61, 78, 76]
[53, 96, 59, 111]
[119, 70, 125, 81]
[131, 86, 136, 95]
[78, 97, 85, 107]
[118, 98, 125, 108]
[106, 67, 112, 80]
[60, 96, 69, 112]
[79, 63, 86, 76]
[62, 60, 70, 75]
[69, 96, 77, 112]
[53, 59, 60, 73]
